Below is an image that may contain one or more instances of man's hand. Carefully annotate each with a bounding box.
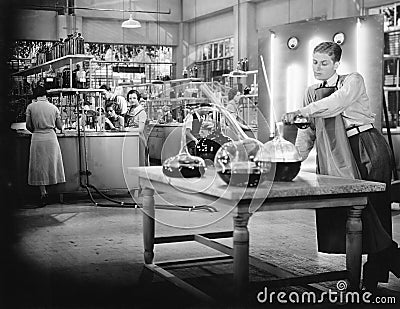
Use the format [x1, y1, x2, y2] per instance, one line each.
[282, 110, 301, 125]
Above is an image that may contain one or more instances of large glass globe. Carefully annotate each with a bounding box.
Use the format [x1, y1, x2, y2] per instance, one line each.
[254, 122, 302, 181]
[214, 138, 271, 187]
[162, 151, 206, 178]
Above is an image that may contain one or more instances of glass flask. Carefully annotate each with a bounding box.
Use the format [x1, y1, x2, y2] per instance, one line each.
[254, 122, 302, 181]
[162, 82, 253, 179]
[293, 114, 311, 129]
[162, 149, 206, 178]
[186, 104, 235, 164]
[214, 138, 270, 187]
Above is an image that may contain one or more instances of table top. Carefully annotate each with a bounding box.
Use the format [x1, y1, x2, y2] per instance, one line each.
[128, 166, 386, 201]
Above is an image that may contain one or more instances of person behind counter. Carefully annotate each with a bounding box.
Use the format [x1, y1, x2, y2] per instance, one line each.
[226, 88, 251, 131]
[126, 89, 149, 166]
[226, 88, 240, 118]
[100, 84, 128, 117]
[282, 41, 400, 292]
[184, 104, 214, 155]
[25, 85, 65, 207]
[105, 103, 124, 131]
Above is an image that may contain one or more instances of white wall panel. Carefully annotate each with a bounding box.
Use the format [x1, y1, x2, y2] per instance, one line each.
[256, 0, 290, 29]
[182, 0, 235, 21]
[289, 0, 312, 22]
[191, 10, 233, 44]
[82, 18, 179, 45]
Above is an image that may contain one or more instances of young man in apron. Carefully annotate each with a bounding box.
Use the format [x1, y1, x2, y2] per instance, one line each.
[283, 42, 399, 291]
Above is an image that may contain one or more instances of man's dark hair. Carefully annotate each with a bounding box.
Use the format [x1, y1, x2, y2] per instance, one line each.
[33, 85, 47, 98]
[100, 84, 111, 91]
[313, 42, 342, 62]
[105, 103, 114, 111]
[127, 89, 141, 101]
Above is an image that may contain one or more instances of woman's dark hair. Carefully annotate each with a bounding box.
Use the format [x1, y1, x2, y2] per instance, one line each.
[313, 42, 342, 62]
[33, 85, 47, 98]
[100, 84, 111, 91]
[228, 88, 238, 101]
[127, 89, 141, 101]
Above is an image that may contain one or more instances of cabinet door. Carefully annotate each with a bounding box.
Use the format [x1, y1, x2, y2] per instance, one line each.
[148, 136, 163, 160]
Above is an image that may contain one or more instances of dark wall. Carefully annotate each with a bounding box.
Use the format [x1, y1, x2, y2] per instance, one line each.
[0, 2, 22, 308]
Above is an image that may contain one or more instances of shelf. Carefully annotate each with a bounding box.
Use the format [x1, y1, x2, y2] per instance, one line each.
[47, 88, 106, 94]
[384, 87, 400, 91]
[150, 97, 205, 102]
[222, 69, 258, 78]
[384, 54, 400, 60]
[383, 127, 400, 134]
[123, 78, 203, 88]
[385, 26, 400, 33]
[12, 55, 93, 77]
[169, 78, 202, 83]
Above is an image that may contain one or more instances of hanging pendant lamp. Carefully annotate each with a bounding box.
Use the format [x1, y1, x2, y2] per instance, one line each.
[122, 14, 141, 28]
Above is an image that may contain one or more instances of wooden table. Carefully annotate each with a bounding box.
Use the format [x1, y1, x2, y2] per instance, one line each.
[127, 166, 385, 301]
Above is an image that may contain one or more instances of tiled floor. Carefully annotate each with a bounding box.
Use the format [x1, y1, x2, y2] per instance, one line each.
[4, 191, 400, 308]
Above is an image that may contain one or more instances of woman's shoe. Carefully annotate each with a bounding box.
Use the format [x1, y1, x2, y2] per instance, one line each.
[39, 194, 48, 207]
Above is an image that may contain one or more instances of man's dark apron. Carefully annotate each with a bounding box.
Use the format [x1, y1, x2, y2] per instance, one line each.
[307, 76, 392, 259]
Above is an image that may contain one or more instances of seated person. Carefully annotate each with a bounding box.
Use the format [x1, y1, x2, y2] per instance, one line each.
[105, 104, 124, 130]
[100, 84, 128, 117]
[225, 88, 250, 131]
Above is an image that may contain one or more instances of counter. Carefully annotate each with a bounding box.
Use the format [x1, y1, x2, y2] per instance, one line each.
[14, 130, 140, 201]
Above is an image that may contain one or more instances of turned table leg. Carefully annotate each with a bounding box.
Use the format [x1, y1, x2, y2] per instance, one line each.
[142, 188, 155, 264]
[233, 205, 251, 298]
[346, 205, 365, 290]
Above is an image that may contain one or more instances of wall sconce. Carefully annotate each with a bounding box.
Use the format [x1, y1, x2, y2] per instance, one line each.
[333, 32, 345, 45]
[287, 36, 299, 49]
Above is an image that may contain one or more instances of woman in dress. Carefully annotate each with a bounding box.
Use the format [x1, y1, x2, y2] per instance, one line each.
[26, 85, 65, 206]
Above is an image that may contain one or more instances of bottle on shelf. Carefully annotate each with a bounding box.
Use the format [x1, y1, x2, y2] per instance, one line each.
[76, 33, 85, 54]
[193, 65, 198, 78]
[58, 38, 65, 58]
[76, 64, 87, 89]
[244, 57, 249, 71]
[183, 67, 188, 78]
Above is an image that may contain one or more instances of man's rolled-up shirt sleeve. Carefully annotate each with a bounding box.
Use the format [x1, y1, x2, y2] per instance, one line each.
[299, 73, 365, 118]
[295, 87, 316, 161]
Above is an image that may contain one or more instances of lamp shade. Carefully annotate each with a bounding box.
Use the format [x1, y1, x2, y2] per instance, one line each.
[121, 14, 141, 28]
